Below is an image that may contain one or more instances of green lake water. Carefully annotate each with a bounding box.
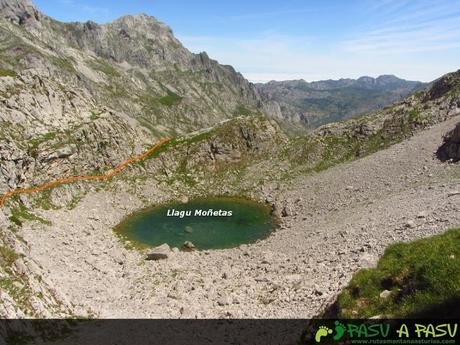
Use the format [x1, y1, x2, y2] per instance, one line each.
[115, 197, 275, 250]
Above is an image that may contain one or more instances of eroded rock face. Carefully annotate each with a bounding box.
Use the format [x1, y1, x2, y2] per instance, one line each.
[0, 0, 278, 136]
[437, 122, 460, 162]
[424, 70, 460, 102]
[0, 0, 41, 26]
[0, 65, 156, 194]
[144, 116, 287, 181]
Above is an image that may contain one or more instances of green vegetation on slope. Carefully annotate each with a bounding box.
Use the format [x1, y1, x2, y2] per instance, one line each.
[0, 244, 19, 268]
[335, 229, 460, 318]
[0, 68, 16, 77]
[9, 205, 52, 226]
[158, 90, 182, 107]
[89, 58, 120, 78]
[233, 104, 253, 116]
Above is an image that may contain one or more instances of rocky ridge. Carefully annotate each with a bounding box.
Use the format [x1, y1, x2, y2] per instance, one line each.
[257, 75, 425, 129]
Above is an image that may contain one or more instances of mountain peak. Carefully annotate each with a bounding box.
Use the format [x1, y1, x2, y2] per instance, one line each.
[376, 74, 403, 82]
[0, 0, 33, 8]
[106, 12, 175, 39]
[112, 12, 157, 23]
[111, 12, 166, 27]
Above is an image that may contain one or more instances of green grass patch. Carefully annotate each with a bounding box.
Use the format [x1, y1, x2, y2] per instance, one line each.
[105, 83, 130, 100]
[139, 81, 184, 110]
[448, 84, 460, 97]
[0, 68, 17, 77]
[0, 245, 19, 267]
[89, 110, 101, 121]
[51, 56, 76, 73]
[336, 229, 460, 318]
[27, 131, 58, 157]
[408, 109, 421, 120]
[158, 90, 182, 107]
[408, 108, 432, 123]
[233, 104, 253, 116]
[89, 59, 120, 78]
[9, 201, 52, 226]
[184, 130, 213, 145]
[66, 193, 83, 210]
[141, 138, 179, 159]
[413, 91, 425, 99]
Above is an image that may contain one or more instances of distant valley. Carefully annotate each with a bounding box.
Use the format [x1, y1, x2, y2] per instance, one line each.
[257, 75, 426, 129]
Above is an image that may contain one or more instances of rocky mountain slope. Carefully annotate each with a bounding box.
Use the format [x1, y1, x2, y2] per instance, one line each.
[0, 62, 458, 318]
[0, 0, 431, 201]
[1, 88, 458, 320]
[257, 75, 424, 129]
[0, 0, 459, 321]
[0, 0, 284, 200]
[0, 0, 281, 137]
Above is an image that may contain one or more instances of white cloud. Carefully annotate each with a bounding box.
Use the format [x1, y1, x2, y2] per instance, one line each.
[341, 2, 460, 54]
[179, 1, 460, 83]
[180, 31, 459, 83]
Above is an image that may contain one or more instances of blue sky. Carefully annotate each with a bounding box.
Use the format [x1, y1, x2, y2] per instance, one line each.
[33, 0, 460, 82]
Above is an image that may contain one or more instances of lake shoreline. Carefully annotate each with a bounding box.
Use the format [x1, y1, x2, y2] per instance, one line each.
[114, 196, 276, 250]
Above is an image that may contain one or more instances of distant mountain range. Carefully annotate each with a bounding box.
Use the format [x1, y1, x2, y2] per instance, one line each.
[257, 75, 427, 129]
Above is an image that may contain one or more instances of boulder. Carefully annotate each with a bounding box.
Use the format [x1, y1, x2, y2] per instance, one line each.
[436, 122, 460, 162]
[56, 145, 76, 158]
[417, 211, 428, 218]
[405, 220, 416, 228]
[217, 295, 231, 306]
[146, 243, 171, 261]
[14, 259, 27, 275]
[183, 241, 195, 250]
[359, 253, 379, 269]
[379, 290, 392, 299]
[222, 271, 232, 279]
[281, 205, 292, 217]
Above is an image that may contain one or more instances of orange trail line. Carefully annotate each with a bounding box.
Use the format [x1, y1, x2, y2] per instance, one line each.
[0, 137, 172, 207]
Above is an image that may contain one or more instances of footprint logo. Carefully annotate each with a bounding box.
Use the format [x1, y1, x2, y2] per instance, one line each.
[333, 321, 346, 341]
[315, 326, 333, 343]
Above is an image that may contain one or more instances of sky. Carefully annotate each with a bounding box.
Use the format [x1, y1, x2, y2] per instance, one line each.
[33, 0, 460, 83]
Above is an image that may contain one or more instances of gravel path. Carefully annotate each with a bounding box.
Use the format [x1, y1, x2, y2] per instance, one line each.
[20, 115, 460, 318]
